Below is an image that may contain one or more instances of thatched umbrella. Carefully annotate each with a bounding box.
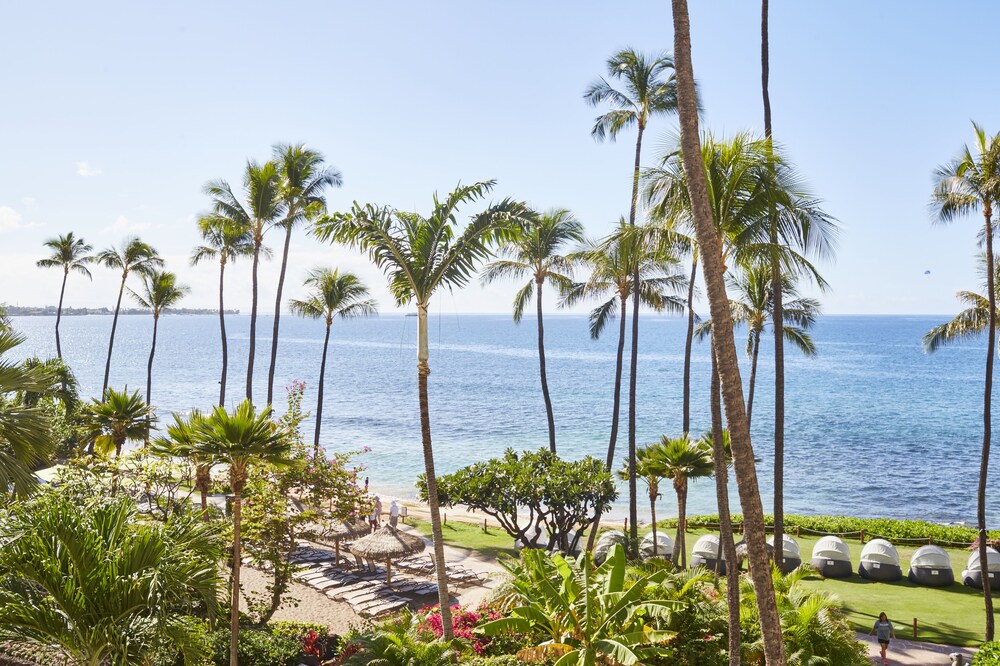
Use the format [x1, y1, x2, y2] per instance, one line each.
[320, 520, 371, 567]
[348, 525, 426, 583]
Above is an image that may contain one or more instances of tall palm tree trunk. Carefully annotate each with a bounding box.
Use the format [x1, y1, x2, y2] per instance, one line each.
[649, 488, 659, 556]
[196, 465, 210, 519]
[314, 321, 331, 457]
[146, 314, 159, 405]
[416, 304, 454, 641]
[536, 279, 557, 453]
[711, 339, 741, 666]
[627, 127, 645, 559]
[246, 241, 261, 403]
[103, 276, 127, 396]
[586, 298, 629, 552]
[267, 224, 294, 406]
[55, 269, 68, 359]
[981, 205, 996, 640]
[747, 331, 761, 428]
[682, 253, 698, 433]
[230, 488, 243, 666]
[672, 478, 689, 567]
[671, 2, 786, 663]
[218, 260, 228, 406]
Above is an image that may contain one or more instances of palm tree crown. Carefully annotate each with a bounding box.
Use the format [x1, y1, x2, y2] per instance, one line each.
[289, 268, 377, 325]
[37, 232, 93, 277]
[584, 49, 678, 140]
[191, 215, 255, 267]
[84, 387, 155, 457]
[924, 254, 1000, 353]
[96, 237, 162, 278]
[129, 270, 189, 318]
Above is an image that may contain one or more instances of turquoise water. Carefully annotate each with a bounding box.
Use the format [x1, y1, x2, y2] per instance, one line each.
[7, 312, 993, 524]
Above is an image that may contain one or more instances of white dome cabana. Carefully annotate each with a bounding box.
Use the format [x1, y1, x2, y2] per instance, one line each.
[690, 534, 725, 573]
[640, 532, 674, 561]
[811, 535, 852, 578]
[907, 545, 954, 587]
[767, 534, 802, 573]
[593, 531, 628, 565]
[858, 539, 902, 582]
[962, 547, 1000, 590]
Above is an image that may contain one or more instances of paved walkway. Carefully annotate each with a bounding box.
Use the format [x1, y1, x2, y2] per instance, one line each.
[857, 632, 976, 665]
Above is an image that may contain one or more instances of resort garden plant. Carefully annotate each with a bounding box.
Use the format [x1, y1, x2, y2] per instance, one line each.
[423, 448, 617, 552]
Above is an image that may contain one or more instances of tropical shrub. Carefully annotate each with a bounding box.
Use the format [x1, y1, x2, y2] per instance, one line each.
[268, 621, 338, 660]
[337, 611, 466, 665]
[459, 656, 520, 666]
[416, 604, 506, 655]
[644, 567, 728, 666]
[205, 627, 302, 666]
[421, 448, 616, 551]
[974, 641, 1000, 665]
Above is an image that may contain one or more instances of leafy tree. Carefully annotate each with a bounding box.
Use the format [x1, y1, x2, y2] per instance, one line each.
[96, 237, 163, 395]
[0, 494, 223, 666]
[191, 214, 255, 405]
[83, 387, 155, 458]
[585, 48, 680, 557]
[314, 179, 531, 639]
[267, 144, 342, 405]
[289, 268, 376, 454]
[0, 328, 59, 494]
[425, 448, 617, 552]
[668, 4, 787, 663]
[204, 161, 284, 402]
[931, 121, 1000, 639]
[192, 400, 291, 666]
[481, 208, 583, 453]
[128, 269, 190, 406]
[36, 232, 93, 359]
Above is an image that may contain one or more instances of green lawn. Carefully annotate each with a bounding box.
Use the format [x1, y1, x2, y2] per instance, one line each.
[409, 518, 518, 560]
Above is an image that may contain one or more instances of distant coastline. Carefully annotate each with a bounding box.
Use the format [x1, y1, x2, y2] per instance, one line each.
[2, 305, 239, 316]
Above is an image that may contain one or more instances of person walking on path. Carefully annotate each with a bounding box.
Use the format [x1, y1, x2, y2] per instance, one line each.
[869, 612, 896, 665]
[370, 496, 382, 531]
[389, 500, 400, 528]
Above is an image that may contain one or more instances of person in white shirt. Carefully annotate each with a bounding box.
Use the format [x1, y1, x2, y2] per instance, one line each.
[389, 500, 400, 528]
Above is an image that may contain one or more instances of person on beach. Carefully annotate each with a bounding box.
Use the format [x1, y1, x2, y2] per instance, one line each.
[869, 612, 896, 665]
[370, 496, 382, 530]
[389, 500, 399, 528]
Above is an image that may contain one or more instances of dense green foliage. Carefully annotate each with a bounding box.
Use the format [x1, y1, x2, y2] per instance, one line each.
[975, 642, 1000, 665]
[205, 627, 301, 666]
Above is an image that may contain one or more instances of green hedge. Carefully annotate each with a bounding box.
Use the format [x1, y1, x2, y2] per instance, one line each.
[974, 642, 1000, 665]
[659, 513, 998, 546]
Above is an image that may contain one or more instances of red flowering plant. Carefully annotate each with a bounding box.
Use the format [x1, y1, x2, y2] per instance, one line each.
[416, 604, 505, 654]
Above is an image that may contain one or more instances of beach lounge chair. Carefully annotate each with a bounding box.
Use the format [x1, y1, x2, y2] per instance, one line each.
[811, 535, 852, 578]
[858, 539, 902, 582]
[908, 545, 955, 587]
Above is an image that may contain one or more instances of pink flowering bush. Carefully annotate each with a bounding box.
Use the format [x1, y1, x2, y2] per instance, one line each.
[416, 604, 504, 654]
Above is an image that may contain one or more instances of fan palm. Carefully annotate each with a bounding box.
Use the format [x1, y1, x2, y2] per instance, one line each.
[192, 400, 290, 666]
[313, 180, 531, 640]
[153, 410, 212, 516]
[0, 328, 58, 495]
[267, 144, 342, 405]
[562, 222, 687, 550]
[204, 160, 284, 403]
[617, 445, 668, 557]
[192, 215, 255, 406]
[84, 387, 155, 458]
[128, 270, 190, 406]
[289, 268, 376, 455]
[481, 208, 583, 453]
[0, 494, 223, 666]
[931, 121, 1000, 640]
[586, 48, 680, 558]
[652, 435, 713, 568]
[96, 237, 162, 396]
[668, 3, 787, 662]
[36, 232, 93, 359]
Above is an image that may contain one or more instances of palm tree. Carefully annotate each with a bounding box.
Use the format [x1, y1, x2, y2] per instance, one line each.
[314, 180, 531, 640]
[289, 268, 377, 455]
[128, 270, 190, 406]
[36, 232, 93, 359]
[654, 435, 713, 568]
[617, 445, 668, 557]
[0, 495, 223, 665]
[84, 387, 154, 458]
[562, 222, 687, 550]
[924, 255, 999, 354]
[585, 48, 679, 557]
[153, 410, 212, 516]
[729, 264, 819, 427]
[204, 161, 284, 403]
[267, 144, 343, 406]
[193, 400, 290, 666]
[481, 208, 583, 452]
[669, 2, 787, 663]
[931, 122, 1000, 640]
[96, 237, 163, 396]
[0, 328, 58, 495]
[192, 215, 255, 406]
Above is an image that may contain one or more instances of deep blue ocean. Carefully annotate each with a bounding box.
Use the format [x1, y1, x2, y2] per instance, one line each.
[7, 312, 993, 525]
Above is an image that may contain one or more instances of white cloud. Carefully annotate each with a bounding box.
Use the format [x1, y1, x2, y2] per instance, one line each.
[102, 215, 151, 234]
[75, 161, 102, 177]
[0, 206, 24, 232]
[21, 197, 35, 208]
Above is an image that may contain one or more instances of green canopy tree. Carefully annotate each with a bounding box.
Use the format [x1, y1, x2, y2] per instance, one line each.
[128, 270, 190, 406]
[585, 48, 680, 557]
[191, 215, 255, 406]
[481, 208, 583, 453]
[267, 144, 342, 405]
[36, 232, 93, 359]
[204, 161, 284, 403]
[96, 237, 162, 396]
[289, 268, 376, 455]
[931, 121, 1000, 640]
[314, 180, 531, 640]
[192, 400, 290, 666]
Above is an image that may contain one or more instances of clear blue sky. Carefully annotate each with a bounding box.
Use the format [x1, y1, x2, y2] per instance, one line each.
[1, 1, 997, 315]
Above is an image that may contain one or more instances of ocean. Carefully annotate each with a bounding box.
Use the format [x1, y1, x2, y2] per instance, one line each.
[6, 312, 992, 525]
